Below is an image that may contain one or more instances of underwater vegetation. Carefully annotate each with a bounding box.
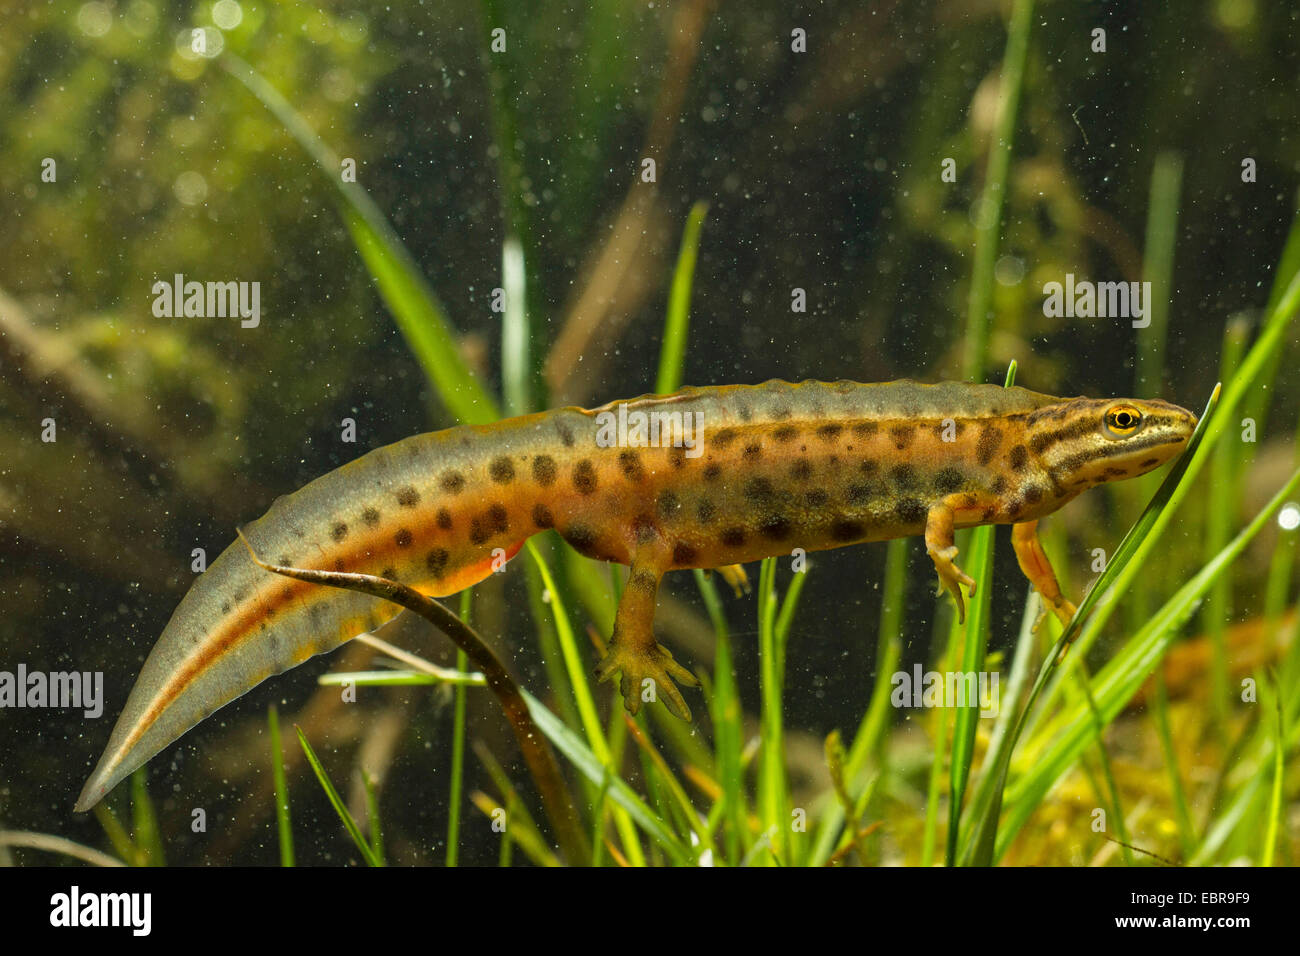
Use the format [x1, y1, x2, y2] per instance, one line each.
[0, 1, 1298, 869]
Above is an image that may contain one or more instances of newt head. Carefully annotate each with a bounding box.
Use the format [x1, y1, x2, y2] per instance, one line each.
[1030, 396, 1197, 487]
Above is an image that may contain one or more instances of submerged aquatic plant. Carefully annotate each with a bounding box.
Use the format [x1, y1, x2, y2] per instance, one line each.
[2, 3, 1296, 870]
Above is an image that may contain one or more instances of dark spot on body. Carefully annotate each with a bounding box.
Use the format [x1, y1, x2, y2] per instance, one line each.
[791, 460, 813, 481]
[436, 508, 453, 530]
[533, 455, 558, 486]
[977, 425, 1002, 465]
[745, 477, 775, 501]
[714, 428, 739, 448]
[669, 447, 688, 469]
[806, 489, 830, 508]
[697, 499, 718, 524]
[395, 528, 414, 548]
[489, 456, 515, 484]
[759, 513, 793, 540]
[990, 475, 1007, 495]
[890, 464, 918, 490]
[619, 450, 645, 482]
[657, 490, 681, 521]
[1140, 457, 1159, 468]
[860, 460, 879, 476]
[470, 518, 490, 544]
[831, 519, 865, 541]
[440, 471, 465, 494]
[396, 485, 421, 507]
[426, 549, 450, 577]
[362, 507, 381, 527]
[532, 504, 554, 528]
[1024, 484, 1045, 504]
[737, 402, 754, 422]
[773, 425, 799, 443]
[1008, 445, 1029, 471]
[934, 467, 965, 494]
[889, 425, 916, 450]
[633, 514, 658, 544]
[573, 460, 598, 495]
[743, 443, 763, 461]
[673, 542, 698, 565]
[852, 421, 879, 438]
[721, 526, 747, 547]
[557, 422, 575, 447]
[488, 504, 509, 533]
[564, 524, 599, 556]
[331, 522, 349, 542]
[704, 463, 722, 481]
[847, 483, 876, 505]
[896, 498, 927, 524]
[981, 506, 996, 521]
[817, 423, 843, 442]
[1104, 466, 1129, 478]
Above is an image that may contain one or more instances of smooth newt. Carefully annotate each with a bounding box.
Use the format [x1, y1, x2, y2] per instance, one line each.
[75, 379, 1196, 811]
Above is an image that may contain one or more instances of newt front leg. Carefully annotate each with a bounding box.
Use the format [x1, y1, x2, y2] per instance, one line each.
[1011, 519, 1078, 627]
[925, 502, 977, 623]
[594, 551, 699, 721]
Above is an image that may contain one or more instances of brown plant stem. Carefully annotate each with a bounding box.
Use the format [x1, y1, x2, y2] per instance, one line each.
[236, 530, 591, 864]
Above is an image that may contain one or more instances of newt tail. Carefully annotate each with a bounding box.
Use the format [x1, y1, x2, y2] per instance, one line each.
[75, 379, 1195, 811]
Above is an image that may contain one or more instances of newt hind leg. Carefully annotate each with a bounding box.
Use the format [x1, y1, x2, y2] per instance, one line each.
[594, 555, 699, 721]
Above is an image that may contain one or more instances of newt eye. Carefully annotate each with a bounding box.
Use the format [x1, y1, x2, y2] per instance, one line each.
[1104, 404, 1143, 437]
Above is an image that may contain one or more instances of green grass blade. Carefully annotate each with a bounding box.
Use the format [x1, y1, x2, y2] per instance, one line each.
[1135, 152, 1183, 394]
[961, 384, 1220, 865]
[946, 361, 1015, 865]
[520, 690, 693, 864]
[129, 768, 163, 867]
[295, 726, 383, 867]
[698, 569, 746, 864]
[995, 466, 1300, 860]
[318, 669, 484, 687]
[343, 206, 500, 424]
[91, 802, 137, 867]
[501, 237, 531, 416]
[1261, 671, 1285, 867]
[220, 55, 499, 425]
[268, 704, 294, 867]
[958, 590, 1041, 850]
[1203, 317, 1248, 739]
[1076, 668, 1132, 865]
[524, 540, 644, 865]
[1022, 267, 1300, 747]
[810, 536, 909, 865]
[447, 589, 473, 867]
[656, 201, 708, 394]
[756, 557, 788, 864]
[962, 0, 1034, 379]
[1150, 673, 1195, 859]
[472, 743, 559, 867]
[361, 770, 385, 866]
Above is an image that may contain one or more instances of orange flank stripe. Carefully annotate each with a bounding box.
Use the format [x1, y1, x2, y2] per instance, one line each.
[120, 515, 510, 760]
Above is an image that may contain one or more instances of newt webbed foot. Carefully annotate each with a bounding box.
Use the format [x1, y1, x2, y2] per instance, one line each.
[927, 543, 977, 624]
[595, 639, 699, 722]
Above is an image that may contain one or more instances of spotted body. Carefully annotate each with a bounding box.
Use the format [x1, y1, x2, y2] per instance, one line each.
[75, 379, 1195, 811]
